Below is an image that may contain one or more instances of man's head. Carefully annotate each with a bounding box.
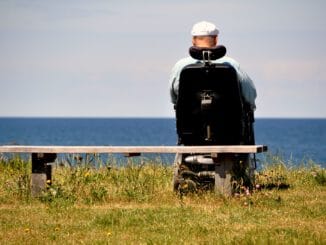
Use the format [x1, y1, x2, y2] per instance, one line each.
[191, 21, 219, 48]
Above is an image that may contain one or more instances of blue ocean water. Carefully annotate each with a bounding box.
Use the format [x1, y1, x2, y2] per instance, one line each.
[0, 118, 325, 167]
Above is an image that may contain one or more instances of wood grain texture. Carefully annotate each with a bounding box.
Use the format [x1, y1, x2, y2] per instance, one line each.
[0, 145, 267, 154]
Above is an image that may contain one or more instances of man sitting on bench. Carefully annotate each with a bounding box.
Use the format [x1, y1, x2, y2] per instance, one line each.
[169, 21, 257, 112]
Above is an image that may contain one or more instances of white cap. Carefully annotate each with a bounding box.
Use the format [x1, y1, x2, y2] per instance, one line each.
[191, 21, 219, 36]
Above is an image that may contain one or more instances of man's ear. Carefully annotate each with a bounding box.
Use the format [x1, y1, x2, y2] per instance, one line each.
[192, 37, 196, 46]
[214, 36, 218, 45]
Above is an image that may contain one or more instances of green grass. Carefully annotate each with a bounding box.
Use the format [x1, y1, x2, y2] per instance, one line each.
[0, 154, 325, 244]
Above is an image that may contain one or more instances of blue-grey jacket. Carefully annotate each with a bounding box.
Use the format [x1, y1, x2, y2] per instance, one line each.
[169, 56, 257, 110]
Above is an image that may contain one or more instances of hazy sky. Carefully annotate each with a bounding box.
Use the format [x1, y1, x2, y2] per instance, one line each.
[1, 0, 325, 118]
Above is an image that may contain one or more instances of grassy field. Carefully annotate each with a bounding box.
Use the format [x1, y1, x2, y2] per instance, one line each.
[0, 154, 325, 244]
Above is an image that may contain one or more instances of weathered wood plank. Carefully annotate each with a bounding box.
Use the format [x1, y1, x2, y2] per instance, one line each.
[215, 160, 233, 196]
[0, 145, 267, 154]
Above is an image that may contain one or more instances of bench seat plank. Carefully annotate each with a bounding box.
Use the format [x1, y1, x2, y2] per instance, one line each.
[0, 145, 267, 154]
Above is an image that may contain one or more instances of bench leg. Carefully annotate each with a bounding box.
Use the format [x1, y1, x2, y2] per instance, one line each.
[215, 156, 233, 196]
[31, 153, 57, 197]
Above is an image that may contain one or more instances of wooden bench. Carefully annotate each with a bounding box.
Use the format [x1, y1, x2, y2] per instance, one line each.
[0, 145, 267, 196]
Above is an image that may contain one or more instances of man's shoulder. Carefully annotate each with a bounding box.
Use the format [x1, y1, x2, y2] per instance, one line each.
[174, 56, 198, 68]
[214, 56, 240, 67]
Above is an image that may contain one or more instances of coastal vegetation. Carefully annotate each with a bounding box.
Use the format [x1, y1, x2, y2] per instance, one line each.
[0, 154, 325, 244]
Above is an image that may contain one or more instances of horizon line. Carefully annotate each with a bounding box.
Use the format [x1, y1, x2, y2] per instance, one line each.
[0, 116, 325, 120]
